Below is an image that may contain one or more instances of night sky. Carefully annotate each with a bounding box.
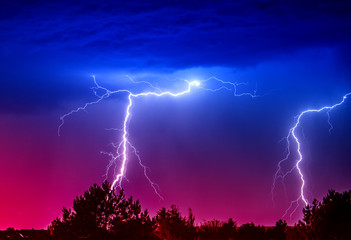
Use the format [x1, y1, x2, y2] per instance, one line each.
[1, 0, 351, 229]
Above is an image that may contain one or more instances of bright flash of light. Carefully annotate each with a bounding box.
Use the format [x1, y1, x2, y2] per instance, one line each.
[58, 75, 260, 197]
[272, 92, 351, 218]
[190, 80, 201, 87]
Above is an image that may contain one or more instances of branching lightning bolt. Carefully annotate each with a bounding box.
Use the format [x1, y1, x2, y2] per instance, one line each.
[272, 92, 351, 218]
[58, 75, 260, 198]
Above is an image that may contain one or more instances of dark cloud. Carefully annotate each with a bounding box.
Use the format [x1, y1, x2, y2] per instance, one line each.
[1, 1, 351, 67]
[0, 0, 351, 114]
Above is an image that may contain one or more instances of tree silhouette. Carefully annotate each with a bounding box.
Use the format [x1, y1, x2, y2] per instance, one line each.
[199, 219, 224, 239]
[287, 220, 309, 240]
[302, 189, 351, 240]
[49, 181, 156, 240]
[47, 182, 351, 240]
[266, 219, 287, 240]
[110, 196, 156, 240]
[155, 205, 195, 240]
[198, 218, 237, 240]
[221, 218, 237, 238]
[237, 222, 266, 240]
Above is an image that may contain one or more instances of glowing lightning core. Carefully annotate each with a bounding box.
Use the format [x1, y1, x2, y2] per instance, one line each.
[273, 92, 351, 218]
[111, 80, 200, 191]
[59, 76, 259, 197]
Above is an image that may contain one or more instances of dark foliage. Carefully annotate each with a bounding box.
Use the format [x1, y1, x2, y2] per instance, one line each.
[237, 222, 266, 240]
[45, 183, 351, 240]
[155, 205, 196, 240]
[266, 220, 287, 240]
[302, 189, 351, 240]
[198, 218, 237, 240]
[49, 181, 156, 240]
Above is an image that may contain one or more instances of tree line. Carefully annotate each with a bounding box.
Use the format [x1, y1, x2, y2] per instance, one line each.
[42, 181, 351, 240]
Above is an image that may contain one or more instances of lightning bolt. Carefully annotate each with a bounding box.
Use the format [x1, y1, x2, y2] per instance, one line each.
[58, 75, 260, 198]
[272, 92, 351, 218]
